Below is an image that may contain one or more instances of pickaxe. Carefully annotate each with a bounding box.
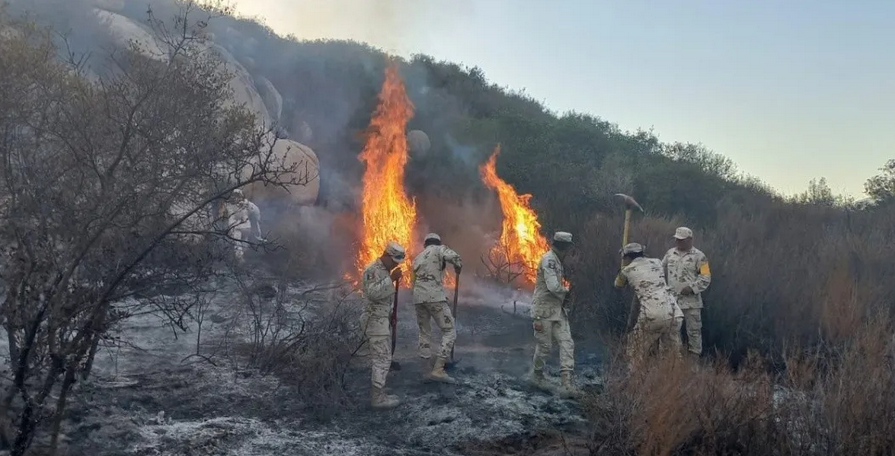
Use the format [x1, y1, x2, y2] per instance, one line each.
[615, 193, 644, 248]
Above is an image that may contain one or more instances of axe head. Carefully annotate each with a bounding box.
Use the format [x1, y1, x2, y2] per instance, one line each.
[614, 193, 644, 212]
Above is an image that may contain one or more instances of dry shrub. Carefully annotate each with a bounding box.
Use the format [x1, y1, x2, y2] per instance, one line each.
[587, 315, 895, 456]
[779, 313, 895, 455]
[587, 348, 776, 456]
[224, 270, 363, 416]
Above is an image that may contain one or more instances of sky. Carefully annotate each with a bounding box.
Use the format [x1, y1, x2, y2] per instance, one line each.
[232, 0, 895, 198]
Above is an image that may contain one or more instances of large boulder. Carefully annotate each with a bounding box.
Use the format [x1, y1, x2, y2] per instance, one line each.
[407, 129, 431, 158]
[256, 76, 283, 123]
[242, 138, 320, 208]
[207, 43, 273, 128]
[93, 8, 166, 60]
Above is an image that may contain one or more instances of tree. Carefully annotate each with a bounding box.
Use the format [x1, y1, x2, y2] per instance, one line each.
[794, 177, 853, 207]
[865, 159, 895, 203]
[0, 4, 308, 454]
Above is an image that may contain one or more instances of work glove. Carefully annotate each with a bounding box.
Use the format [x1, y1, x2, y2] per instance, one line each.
[390, 268, 403, 282]
[453, 265, 462, 275]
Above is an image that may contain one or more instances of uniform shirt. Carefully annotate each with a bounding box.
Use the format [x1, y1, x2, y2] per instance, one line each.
[411, 244, 462, 305]
[615, 257, 682, 321]
[361, 258, 395, 336]
[531, 249, 569, 321]
[661, 247, 711, 309]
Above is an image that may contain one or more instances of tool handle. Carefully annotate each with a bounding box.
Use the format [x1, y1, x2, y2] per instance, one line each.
[391, 279, 399, 353]
[621, 209, 632, 269]
[450, 271, 460, 361]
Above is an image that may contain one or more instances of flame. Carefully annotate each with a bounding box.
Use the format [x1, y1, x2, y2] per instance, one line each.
[479, 145, 550, 285]
[353, 63, 417, 284]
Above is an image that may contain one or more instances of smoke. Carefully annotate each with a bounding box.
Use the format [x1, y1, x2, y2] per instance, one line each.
[7, 0, 535, 309]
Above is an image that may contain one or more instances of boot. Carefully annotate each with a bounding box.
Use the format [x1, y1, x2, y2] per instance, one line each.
[559, 371, 583, 399]
[529, 369, 550, 391]
[428, 357, 457, 384]
[370, 385, 400, 409]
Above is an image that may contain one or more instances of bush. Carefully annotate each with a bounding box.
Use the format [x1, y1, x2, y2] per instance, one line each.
[585, 314, 895, 456]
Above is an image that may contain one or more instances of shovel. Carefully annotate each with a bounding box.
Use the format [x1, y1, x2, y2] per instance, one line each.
[445, 271, 462, 370]
[390, 279, 401, 371]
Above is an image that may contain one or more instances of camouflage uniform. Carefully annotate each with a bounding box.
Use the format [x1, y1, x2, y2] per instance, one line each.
[615, 243, 683, 366]
[411, 235, 462, 359]
[530, 232, 576, 395]
[662, 228, 711, 355]
[360, 242, 405, 408]
[361, 259, 394, 387]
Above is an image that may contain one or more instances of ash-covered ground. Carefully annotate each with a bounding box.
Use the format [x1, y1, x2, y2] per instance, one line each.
[3, 271, 606, 456]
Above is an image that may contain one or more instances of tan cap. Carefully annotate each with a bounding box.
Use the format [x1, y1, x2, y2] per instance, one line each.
[424, 233, 441, 242]
[673, 227, 693, 240]
[384, 242, 406, 262]
[620, 242, 644, 255]
[553, 231, 573, 243]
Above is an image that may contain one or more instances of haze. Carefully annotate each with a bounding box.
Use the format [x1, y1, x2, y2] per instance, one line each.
[234, 0, 895, 199]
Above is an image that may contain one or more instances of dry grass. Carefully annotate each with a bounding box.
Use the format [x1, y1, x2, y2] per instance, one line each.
[585, 315, 895, 456]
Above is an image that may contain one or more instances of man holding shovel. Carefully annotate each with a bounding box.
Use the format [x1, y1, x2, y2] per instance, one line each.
[360, 242, 406, 409]
[411, 233, 462, 384]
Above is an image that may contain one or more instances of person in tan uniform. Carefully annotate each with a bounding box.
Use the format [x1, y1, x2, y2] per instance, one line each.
[662, 227, 711, 357]
[360, 242, 405, 409]
[530, 231, 580, 398]
[411, 232, 462, 384]
[615, 243, 683, 367]
[220, 189, 263, 261]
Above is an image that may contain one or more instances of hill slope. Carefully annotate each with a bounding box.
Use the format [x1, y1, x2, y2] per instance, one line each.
[7, 0, 895, 374]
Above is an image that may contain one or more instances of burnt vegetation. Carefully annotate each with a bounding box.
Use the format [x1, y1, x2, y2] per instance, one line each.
[1, 0, 894, 455]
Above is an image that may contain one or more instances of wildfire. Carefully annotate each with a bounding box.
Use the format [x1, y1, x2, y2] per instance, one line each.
[479, 145, 550, 285]
[354, 63, 418, 284]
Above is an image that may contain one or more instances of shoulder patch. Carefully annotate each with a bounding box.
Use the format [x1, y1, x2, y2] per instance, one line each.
[366, 271, 375, 281]
[699, 263, 711, 275]
[547, 259, 557, 270]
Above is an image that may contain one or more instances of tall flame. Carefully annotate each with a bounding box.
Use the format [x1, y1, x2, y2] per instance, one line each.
[354, 63, 417, 282]
[479, 145, 550, 285]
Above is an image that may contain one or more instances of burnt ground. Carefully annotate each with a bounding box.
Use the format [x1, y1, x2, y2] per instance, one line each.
[5, 276, 608, 456]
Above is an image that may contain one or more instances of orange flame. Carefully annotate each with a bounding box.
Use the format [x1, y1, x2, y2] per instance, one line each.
[353, 63, 418, 284]
[479, 145, 550, 285]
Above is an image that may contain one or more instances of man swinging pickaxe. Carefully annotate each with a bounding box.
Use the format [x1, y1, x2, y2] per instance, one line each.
[614, 193, 644, 329]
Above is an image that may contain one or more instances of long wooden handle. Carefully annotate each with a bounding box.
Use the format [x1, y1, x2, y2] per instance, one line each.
[621, 209, 632, 268]
[450, 272, 460, 361]
[391, 280, 399, 353]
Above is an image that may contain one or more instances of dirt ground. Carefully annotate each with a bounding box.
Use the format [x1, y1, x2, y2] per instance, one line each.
[3, 275, 607, 456]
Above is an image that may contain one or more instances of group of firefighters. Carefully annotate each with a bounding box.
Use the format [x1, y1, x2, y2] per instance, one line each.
[225, 190, 712, 410]
[358, 227, 712, 410]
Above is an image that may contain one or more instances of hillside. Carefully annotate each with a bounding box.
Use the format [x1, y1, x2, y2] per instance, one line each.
[2, 1, 895, 455]
[33, 0, 892, 355]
